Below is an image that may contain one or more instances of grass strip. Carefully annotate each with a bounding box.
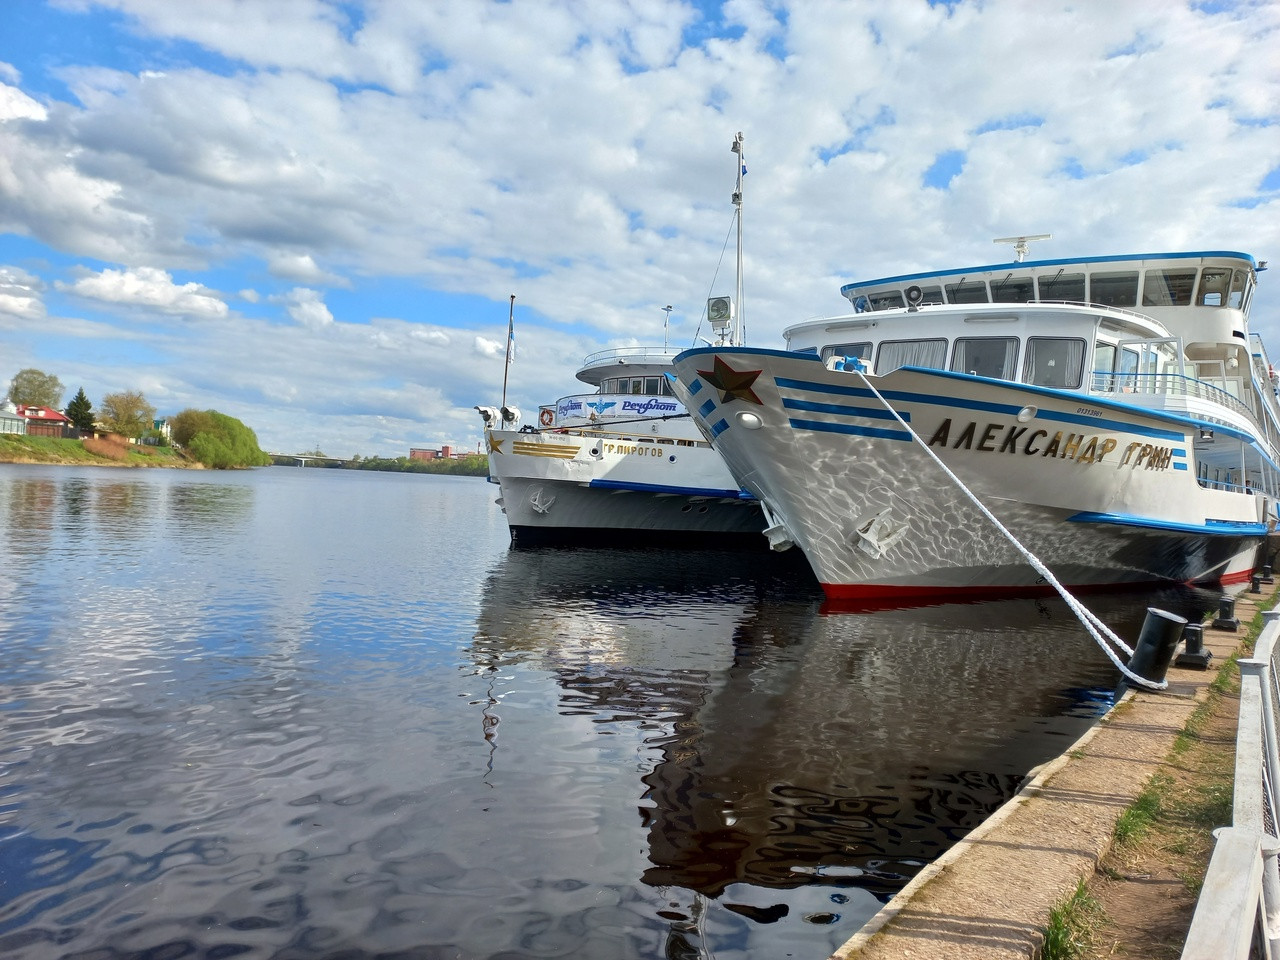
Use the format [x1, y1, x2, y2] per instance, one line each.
[1040, 587, 1277, 957]
[1040, 878, 1102, 960]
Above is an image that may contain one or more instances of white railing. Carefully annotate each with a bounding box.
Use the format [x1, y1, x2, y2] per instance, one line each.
[1182, 610, 1280, 959]
[1091, 370, 1257, 423]
[578, 346, 680, 369]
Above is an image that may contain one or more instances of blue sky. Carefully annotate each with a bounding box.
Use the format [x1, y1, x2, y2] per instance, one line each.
[1, 0, 1278, 456]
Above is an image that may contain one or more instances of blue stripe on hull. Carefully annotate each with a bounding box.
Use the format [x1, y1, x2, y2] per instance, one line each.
[1068, 511, 1267, 537]
[787, 418, 913, 442]
[774, 376, 1185, 442]
[587, 478, 754, 500]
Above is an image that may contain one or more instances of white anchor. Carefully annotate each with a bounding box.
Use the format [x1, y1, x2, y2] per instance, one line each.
[852, 506, 909, 559]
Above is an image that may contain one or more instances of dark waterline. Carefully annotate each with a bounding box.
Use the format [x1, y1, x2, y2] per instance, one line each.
[0, 465, 1216, 959]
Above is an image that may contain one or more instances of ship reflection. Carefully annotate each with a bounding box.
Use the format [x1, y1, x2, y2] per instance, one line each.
[471, 545, 1215, 917]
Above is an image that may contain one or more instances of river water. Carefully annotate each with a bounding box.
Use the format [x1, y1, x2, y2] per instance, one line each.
[0, 465, 1216, 959]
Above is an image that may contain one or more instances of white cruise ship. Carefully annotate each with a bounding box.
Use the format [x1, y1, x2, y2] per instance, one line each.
[671, 245, 1275, 606]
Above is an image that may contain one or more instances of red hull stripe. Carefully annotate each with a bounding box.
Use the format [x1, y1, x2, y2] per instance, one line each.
[820, 571, 1254, 612]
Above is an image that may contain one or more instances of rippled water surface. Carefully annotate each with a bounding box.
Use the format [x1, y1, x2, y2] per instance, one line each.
[0, 465, 1214, 959]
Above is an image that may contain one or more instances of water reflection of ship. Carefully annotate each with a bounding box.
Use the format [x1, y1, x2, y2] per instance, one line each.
[471, 549, 1213, 911]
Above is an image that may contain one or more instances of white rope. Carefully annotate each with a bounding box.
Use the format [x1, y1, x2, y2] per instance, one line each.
[853, 370, 1166, 690]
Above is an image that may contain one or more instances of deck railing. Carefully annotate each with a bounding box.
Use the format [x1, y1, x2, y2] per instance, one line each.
[1090, 370, 1256, 423]
[579, 346, 680, 369]
[1181, 610, 1280, 959]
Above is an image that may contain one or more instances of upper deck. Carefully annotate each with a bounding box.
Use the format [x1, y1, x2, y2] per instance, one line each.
[575, 345, 680, 387]
[835, 251, 1259, 321]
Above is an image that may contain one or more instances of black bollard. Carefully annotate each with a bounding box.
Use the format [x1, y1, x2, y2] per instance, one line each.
[1126, 608, 1188, 687]
[1174, 622, 1213, 669]
[1212, 596, 1239, 631]
[1252, 575, 1263, 594]
[1263, 564, 1275, 585]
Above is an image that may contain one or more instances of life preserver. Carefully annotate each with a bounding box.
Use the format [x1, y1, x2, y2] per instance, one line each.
[539, 409, 554, 427]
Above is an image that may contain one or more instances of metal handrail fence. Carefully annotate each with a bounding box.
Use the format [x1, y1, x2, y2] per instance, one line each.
[1090, 370, 1256, 423]
[579, 346, 680, 368]
[1182, 610, 1280, 959]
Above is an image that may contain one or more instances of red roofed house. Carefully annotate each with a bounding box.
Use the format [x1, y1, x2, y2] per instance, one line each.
[16, 405, 71, 438]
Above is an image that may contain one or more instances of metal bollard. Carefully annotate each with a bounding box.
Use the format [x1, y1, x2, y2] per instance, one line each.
[1212, 595, 1239, 631]
[1174, 622, 1213, 669]
[1125, 608, 1188, 687]
[1263, 564, 1275, 585]
[1253, 575, 1263, 594]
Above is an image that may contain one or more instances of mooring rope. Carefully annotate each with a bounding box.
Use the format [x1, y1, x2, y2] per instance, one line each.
[852, 369, 1166, 691]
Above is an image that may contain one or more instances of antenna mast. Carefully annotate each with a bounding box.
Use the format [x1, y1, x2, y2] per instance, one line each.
[501, 294, 515, 411]
[993, 234, 1051, 262]
[731, 132, 744, 346]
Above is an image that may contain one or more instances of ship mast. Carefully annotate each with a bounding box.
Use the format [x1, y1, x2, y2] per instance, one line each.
[731, 131, 745, 346]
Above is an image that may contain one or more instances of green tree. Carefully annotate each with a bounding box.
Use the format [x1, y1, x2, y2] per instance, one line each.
[169, 409, 216, 447]
[7, 368, 64, 408]
[171, 408, 271, 468]
[65, 387, 95, 432]
[98, 390, 157, 438]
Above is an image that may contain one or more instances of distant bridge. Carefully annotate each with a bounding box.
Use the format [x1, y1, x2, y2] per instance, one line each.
[269, 453, 349, 467]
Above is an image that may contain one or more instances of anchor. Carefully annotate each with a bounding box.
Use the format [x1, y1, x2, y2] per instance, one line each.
[852, 506, 909, 559]
[529, 489, 556, 514]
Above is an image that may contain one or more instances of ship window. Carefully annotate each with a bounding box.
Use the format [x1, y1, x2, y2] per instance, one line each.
[1117, 347, 1140, 390]
[630, 379, 645, 394]
[1231, 269, 1248, 308]
[1023, 337, 1085, 388]
[1094, 342, 1117, 373]
[990, 275, 1034, 303]
[644, 377, 662, 394]
[945, 280, 989, 303]
[1038, 271, 1086, 302]
[1142, 269, 1197, 306]
[951, 337, 1018, 379]
[869, 291, 905, 310]
[1196, 268, 1231, 306]
[820, 341, 872, 362]
[918, 285, 944, 305]
[877, 338, 947, 373]
[1089, 271, 1138, 307]
[1093, 342, 1117, 389]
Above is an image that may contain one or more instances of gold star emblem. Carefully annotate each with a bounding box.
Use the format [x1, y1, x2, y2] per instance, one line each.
[697, 355, 764, 405]
[487, 435, 505, 455]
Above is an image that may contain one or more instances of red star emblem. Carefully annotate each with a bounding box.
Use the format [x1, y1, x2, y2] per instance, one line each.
[697, 355, 764, 405]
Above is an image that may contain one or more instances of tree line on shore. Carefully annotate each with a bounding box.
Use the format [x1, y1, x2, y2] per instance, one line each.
[7, 368, 488, 476]
[282, 452, 488, 476]
[6, 367, 270, 469]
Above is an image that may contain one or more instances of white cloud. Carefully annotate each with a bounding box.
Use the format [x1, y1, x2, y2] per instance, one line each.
[57, 266, 228, 319]
[0, 0, 1277, 454]
[267, 252, 350, 287]
[0, 265, 47, 321]
[281, 286, 333, 328]
[0, 81, 47, 122]
[473, 335, 502, 359]
[410, 328, 450, 347]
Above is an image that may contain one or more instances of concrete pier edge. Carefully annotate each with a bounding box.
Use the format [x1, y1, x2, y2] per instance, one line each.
[828, 582, 1274, 960]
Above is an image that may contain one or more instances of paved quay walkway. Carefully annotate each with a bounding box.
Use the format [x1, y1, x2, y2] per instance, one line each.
[829, 581, 1274, 960]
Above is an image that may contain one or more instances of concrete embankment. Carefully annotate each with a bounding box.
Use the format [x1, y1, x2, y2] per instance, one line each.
[830, 582, 1271, 960]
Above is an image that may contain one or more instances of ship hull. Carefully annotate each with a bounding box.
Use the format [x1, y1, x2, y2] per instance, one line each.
[671, 348, 1265, 604]
[486, 428, 764, 544]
